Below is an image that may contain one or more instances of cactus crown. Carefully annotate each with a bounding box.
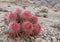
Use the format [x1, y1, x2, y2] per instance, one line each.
[9, 12, 17, 18]
[23, 22, 33, 29]
[23, 10, 32, 18]
[10, 22, 20, 30]
[32, 16, 38, 21]
[16, 8, 22, 13]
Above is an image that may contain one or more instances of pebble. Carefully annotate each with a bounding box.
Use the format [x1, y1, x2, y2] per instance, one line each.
[43, 14, 47, 18]
[40, 6, 48, 13]
[35, 38, 42, 42]
[58, 40, 60, 42]
[8, 4, 11, 7]
[0, 22, 4, 25]
[35, 13, 47, 18]
[51, 37, 57, 42]
[0, 40, 3, 42]
[0, 7, 8, 12]
[51, 23, 60, 30]
[54, 4, 60, 11]
[0, 8, 3, 11]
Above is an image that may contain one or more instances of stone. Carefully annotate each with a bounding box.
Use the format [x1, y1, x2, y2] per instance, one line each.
[51, 37, 57, 42]
[0, 22, 4, 27]
[54, 4, 60, 11]
[40, 6, 48, 13]
[43, 14, 47, 18]
[0, 40, 3, 42]
[35, 38, 42, 42]
[35, 13, 47, 18]
[58, 40, 60, 42]
[0, 8, 3, 11]
[0, 7, 8, 12]
[51, 23, 60, 30]
[14, 37, 21, 40]
[0, 30, 1, 32]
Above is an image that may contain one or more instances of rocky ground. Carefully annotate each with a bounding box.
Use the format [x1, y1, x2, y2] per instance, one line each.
[0, 1, 60, 42]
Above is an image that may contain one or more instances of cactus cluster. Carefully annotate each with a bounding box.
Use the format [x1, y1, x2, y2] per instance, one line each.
[4, 8, 42, 39]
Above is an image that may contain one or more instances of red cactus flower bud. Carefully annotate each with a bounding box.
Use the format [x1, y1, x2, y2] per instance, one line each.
[15, 8, 22, 14]
[31, 23, 42, 36]
[32, 16, 38, 22]
[4, 13, 9, 25]
[10, 22, 20, 30]
[16, 8, 22, 13]
[22, 21, 33, 36]
[9, 12, 17, 21]
[4, 13, 9, 19]
[30, 16, 38, 24]
[21, 10, 32, 22]
[22, 10, 32, 19]
[9, 12, 17, 18]
[8, 22, 20, 38]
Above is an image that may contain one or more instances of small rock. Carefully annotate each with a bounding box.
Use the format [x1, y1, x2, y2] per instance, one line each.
[51, 37, 57, 42]
[58, 40, 60, 42]
[54, 4, 60, 11]
[20, 39, 24, 42]
[14, 37, 21, 41]
[29, 37, 35, 42]
[43, 14, 47, 18]
[8, 5, 11, 7]
[3, 10, 8, 12]
[0, 8, 3, 11]
[0, 22, 4, 27]
[40, 6, 48, 13]
[35, 13, 47, 18]
[0, 28, 2, 32]
[51, 23, 60, 30]
[35, 38, 42, 42]
[0, 7, 8, 12]
[0, 40, 3, 42]
[48, 40, 51, 42]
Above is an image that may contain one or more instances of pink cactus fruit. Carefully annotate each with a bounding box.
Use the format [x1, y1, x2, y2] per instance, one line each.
[9, 12, 17, 22]
[20, 10, 32, 23]
[31, 23, 42, 36]
[4, 13, 9, 25]
[30, 15, 38, 24]
[22, 10, 32, 20]
[15, 8, 22, 14]
[22, 21, 33, 36]
[8, 22, 20, 38]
